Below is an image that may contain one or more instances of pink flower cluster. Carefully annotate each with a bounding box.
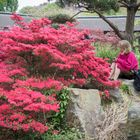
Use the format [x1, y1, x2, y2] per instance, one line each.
[99, 90, 110, 99]
[0, 86, 59, 133]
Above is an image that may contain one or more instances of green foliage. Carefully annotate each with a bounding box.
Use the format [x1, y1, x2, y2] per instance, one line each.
[43, 88, 70, 130]
[4, 128, 83, 140]
[20, 3, 59, 17]
[0, 0, 18, 12]
[51, 23, 60, 29]
[52, 88, 70, 129]
[78, 7, 127, 16]
[19, 6, 37, 15]
[94, 43, 119, 63]
[120, 83, 131, 94]
[19, 3, 75, 18]
[46, 2, 61, 9]
[41, 128, 83, 140]
[62, 0, 120, 13]
[56, 0, 71, 8]
[41, 88, 83, 140]
[0, 0, 6, 11]
[49, 14, 75, 24]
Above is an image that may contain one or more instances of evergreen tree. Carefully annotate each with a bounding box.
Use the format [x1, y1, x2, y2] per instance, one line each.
[56, 0, 71, 7]
[0, 0, 18, 12]
[0, 0, 6, 11]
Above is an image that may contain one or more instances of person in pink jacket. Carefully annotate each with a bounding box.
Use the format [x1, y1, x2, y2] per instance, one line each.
[109, 40, 139, 80]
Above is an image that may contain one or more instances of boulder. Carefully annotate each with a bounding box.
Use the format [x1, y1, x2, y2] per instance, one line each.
[109, 88, 124, 103]
[66, 88, 104, 138]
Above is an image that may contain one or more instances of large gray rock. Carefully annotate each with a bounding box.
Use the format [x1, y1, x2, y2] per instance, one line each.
[66, 88, 104, 138]
[109, 88, 124, 103]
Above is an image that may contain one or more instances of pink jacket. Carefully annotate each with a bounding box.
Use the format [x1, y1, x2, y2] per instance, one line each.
[116, 51, 139, 72]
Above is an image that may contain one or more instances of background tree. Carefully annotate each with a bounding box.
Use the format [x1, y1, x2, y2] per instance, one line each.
[56, 0, 71, 7]
[0, 0, 18, 12]
[0, 0, 6, 11]
[62, 0, 140, 44]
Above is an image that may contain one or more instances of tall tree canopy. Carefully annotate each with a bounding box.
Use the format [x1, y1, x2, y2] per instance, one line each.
[59, 0, 140, 44]
[56, 0, 72, 7]
[0, 0, 18, 12]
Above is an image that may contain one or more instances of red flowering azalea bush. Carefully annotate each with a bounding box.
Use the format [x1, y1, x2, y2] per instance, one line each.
[0, 63, 60, 136]
[91, 29, 120, 45]
[0, 14, 120, 137]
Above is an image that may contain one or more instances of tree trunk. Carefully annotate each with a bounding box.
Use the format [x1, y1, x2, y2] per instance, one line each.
[125, 7, 136, 44]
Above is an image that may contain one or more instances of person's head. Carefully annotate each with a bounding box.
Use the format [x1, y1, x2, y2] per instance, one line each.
[118, 40, 132, 54]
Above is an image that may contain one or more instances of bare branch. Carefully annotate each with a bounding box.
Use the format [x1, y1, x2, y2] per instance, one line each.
[118, 0, 129, 7]
[134, 35, 140, 39]
[136, 2, 140, 10]
[91, 8, 124, 40]
[70, 10, 89, 20]
[119, 4, 127, 8]
[137, 2, 140, 7]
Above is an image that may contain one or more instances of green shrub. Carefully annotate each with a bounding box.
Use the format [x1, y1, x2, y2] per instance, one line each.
[41, 128, 83, 140]
[41, 88, 70, 130]
[19, 6, 37, 15]
[48, 14, 75, 24]
[120, 83, 131, 94]
[19, 3, 76, 18]
[51, 23, 60, 29]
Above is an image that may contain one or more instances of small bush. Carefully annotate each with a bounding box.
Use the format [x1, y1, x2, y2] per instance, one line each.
[19, 3, 76, 18]
[48, 14, 75, 24]
[120, 83, 131, 94]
